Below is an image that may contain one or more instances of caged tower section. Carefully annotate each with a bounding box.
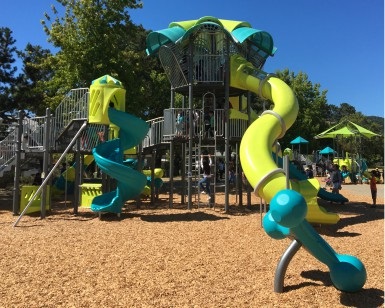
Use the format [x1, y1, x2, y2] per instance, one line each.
[145, 16, 276, 210]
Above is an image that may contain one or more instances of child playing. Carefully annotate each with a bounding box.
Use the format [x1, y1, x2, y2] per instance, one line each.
[330, 164, 342, 194]
[323, 170, 332, 189]
[199, 154, 212, 202]
[175, 111, 184, 135]
[369, 170, 377, 208]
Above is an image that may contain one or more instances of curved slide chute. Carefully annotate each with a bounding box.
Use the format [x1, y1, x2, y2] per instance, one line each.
[233, 55, 366, 292]
[91, 108, 148, 214]
[273, 154, 348, 224]
[231, 56, 341, 224]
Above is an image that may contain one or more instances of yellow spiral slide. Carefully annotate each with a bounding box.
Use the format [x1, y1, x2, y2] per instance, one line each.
[231, 55, 338, 224]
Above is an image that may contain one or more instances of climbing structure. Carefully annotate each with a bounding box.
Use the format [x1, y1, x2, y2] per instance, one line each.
[146, 16, 276, 210]
[145, 16, 366, 293]
[6, 15, 367, 293]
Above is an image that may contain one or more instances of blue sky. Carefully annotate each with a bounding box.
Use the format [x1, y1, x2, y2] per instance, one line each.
[2, 0, 384, 117]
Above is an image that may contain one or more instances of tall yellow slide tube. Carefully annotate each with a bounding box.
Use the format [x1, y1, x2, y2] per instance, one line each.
[232, 55, 339, 224]
[231, 55, 297, 202]
[231, 56, 366, 292]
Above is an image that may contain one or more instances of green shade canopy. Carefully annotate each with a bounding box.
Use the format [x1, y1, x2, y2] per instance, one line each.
[315, 127, 355, 139]
[315, 121, 380, 139]
[347, 121, 381, 138]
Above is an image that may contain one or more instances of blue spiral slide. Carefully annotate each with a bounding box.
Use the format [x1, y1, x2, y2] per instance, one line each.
[91, 107, 149, 214]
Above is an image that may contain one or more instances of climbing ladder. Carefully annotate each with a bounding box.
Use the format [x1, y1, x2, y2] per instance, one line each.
[196, 91, 218, 207]
[184, 143, 200, 202]
[196, 138, 217, 208]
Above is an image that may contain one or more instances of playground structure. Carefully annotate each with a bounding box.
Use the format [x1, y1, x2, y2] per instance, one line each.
[315, 120, 381, 183]
[4, 16, 366, 292]
[12, 75, 166, 221]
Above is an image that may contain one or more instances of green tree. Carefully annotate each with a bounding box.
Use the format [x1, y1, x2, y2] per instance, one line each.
[339, 102, 356, 118]
[41, 0, 169, 118]
[275, 69, 329, 153]
[13, 44, 54, 115]
[0, 27, 18, 119]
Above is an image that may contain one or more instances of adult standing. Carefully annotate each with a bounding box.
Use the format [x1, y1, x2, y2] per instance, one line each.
[369, 170, 377, 208]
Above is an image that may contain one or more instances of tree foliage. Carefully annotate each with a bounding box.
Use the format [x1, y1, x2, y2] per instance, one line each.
[14, 44, 54, 115]
[41, 0, 170, 118]
[274, 69, 330, 149]
[0, 27, 18, 119]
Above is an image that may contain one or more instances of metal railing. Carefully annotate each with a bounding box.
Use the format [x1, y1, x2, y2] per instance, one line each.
[150, 108, 249, 145]
[143, 117, 164, 148]
[78, 123, 108, 152]
[0, 89, 251, 177]
[23, 116, 46, 151]
[0, 125, 17, 175]
[229, 118, 249, 139]
[193, 54, 225, 84]
[53, 88, 89, 140]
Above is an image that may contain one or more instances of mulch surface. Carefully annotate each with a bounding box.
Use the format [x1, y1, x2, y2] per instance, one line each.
[0, 179, 383, 307]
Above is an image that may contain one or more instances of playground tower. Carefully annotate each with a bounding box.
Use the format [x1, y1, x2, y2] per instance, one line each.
[146, 16, 276, 210]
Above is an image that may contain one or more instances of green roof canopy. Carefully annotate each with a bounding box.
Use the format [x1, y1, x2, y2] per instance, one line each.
[146, 16, 276, 57]
[232, 27, 276, 55]
[146, 26, 186, 55]
[314, 121, 381, 139]
[91, 75, 123, 87]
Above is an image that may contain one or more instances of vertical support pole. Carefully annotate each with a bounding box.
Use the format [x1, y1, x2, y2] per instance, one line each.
[150, 149, 156, 205]
[284, 153, 290, 189]
[181, 143, 186, 205]
[187, 42, 194, 210]
[246, 93, 252, 207]
[41, 108, 51, 218]
[136, 143, 143, 209]
[73, 137, 81, 215]
[168, 89, 175, 208]
[13, 110, 24, 215]
[169, 141, 174, 208]
[77, 154, 84, 210]
[188, 86, 194, 210]
[236, 143, 243, 206]
[273, 155, 302, 293]
[224, 38, 230, 213]
[170, 89, 174, 109]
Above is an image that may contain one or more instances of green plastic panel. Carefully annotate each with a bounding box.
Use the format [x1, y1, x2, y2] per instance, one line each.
[232, 27, 276, 56]
[146, 27, 185, 55]
[146, 16, 276, 58]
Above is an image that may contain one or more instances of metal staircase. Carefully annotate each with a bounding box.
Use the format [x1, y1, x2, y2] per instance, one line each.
[0, 127, 18, 176]
[0, 88, 98, 177]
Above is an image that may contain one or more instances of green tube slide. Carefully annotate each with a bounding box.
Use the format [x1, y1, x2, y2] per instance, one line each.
[91, 108, 148, 214]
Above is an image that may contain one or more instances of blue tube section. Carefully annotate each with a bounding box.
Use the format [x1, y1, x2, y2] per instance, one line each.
[91, 108, 149, 213]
